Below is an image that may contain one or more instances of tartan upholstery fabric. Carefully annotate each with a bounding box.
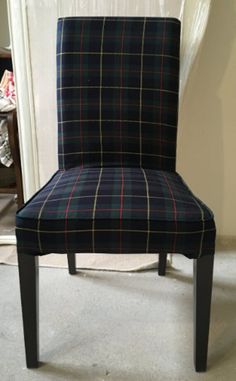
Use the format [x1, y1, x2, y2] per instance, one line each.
[16, 167, 215, 258]
[57, 17, 180, 171]
[16, 17, 216, 259]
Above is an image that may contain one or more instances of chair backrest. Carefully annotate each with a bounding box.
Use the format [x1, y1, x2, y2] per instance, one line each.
[57, 17, 180, 171]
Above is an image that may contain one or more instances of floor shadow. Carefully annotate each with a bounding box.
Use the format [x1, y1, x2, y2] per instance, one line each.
[34, 362, 164, 381]
[208, 286, 236, 369]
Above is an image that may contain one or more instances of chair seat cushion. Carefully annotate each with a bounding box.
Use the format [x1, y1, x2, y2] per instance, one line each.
[16, 167, 215, 258]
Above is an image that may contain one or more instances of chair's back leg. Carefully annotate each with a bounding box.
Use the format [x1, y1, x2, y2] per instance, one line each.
[17, 253, 39, 368]
[158, 253, 167, 276]
[67, 253, 76, 275]
[194, 254, 214, 372]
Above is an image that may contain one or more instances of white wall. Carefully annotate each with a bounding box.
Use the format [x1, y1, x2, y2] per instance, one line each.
[178, 0, 236, 237]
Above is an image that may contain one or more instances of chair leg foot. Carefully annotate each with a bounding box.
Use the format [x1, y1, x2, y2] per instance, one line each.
[194, 255, 214, 372]
[17, 253, 39, 368]
[158, 253, 167, 276]
[67, 253, 76, 275]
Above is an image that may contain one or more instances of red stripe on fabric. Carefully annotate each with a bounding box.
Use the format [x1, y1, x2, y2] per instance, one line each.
[64, 167, 83, 252]
[59, 134, 176, 145]
[119, 22, 125, 253]
[159, 20, 166, 168]
[162, 172, 177, 253]
[119, 174, 125, 219]
[80, 21, 84, 168]
[46, 208, 201, 215]
[120, 20, 125, 167]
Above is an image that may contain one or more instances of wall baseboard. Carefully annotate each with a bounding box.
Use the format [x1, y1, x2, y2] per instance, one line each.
[216, 235, 236, 250]
[0, 235, 16, 245]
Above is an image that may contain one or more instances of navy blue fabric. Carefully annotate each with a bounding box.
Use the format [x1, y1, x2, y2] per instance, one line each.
[16, 17, 216, 259]
[16, 167, 215, 258]
[57, 17, 180, 171]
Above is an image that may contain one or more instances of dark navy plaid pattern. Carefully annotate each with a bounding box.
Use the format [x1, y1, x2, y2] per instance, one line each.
[16, 167, 215, 258]
[57, 17, 180, 171]
[16, 17, 216, 259]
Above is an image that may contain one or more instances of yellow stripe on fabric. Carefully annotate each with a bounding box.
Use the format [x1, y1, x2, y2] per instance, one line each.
[139, 18, 146, 167]
[92, 167, 103, 252]
[59, 18, 65, 169]
[58, 18, 180, 24]
[57, 52, 179, 60]
[58, 119, 176, 128]
[192, 197, 205, 258]
[141, 168, 150, 253]
[59, 151, 175, 159]
[58, 86, 178, 95]
[17, 227, 215, 235]
[29, 194, 197, 206]
[37, 171, 64, 253]
[99, 18, 106, 167]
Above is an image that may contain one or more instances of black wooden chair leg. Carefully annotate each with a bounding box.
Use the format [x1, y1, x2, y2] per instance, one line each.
[158, 253, 167, 276]
[194, 255, 214, 372]
[67, 253, 76, 275]
[17, 253, 39, 368]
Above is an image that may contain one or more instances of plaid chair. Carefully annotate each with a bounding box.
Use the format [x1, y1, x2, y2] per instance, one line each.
[16, 17, 216, 372]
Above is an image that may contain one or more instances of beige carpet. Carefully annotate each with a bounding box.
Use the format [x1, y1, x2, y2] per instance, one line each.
[0, 244, 163, 271]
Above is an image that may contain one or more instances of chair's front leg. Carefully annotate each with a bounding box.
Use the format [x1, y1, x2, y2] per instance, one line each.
[18, 253, 39, 368]
[67, 253, 76, 275]
[194, 254, 214, 372]
[158, 253, 167, 276]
